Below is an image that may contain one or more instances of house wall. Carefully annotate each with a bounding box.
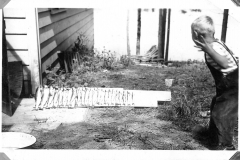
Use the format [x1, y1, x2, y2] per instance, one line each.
[38, 8, 94, 75]
[3, 8, 40, 95]
[4, 8, 29, 79]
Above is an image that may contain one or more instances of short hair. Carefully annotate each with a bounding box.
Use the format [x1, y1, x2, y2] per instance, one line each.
[191, 16, 215, 36]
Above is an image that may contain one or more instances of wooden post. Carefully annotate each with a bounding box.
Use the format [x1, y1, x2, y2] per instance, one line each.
[158, 9, 167, 59]
[221, 9, 229, 43]
[136, 9, 141, 55]
[27, 8, 42, 94]
[165, 9, 171, 64]
[162, 9, 167, 58]
[127, 10, 131, 56]
[63, 52, 69, 73]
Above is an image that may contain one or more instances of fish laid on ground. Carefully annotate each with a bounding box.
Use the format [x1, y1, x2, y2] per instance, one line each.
[62, 88, 69, 108]
[115, 90, 120, 106]
[93, 88, 98, 106]
[122, 90, 127, 106]
[95, 88, 100, 106]
[111, 89, 116, 106]
[77, 87, 82, 107]
[104, 89, 109, 106]
[34, 86, 136, 109]
[131, 91, 134, 106]
[53, 88, 60, 108]
[128, 91, 134, 106]
[105, 89, 109, 106]
[108, 88, 113, 106]
[101, 88, 106, 106]
[84, 88, 89, 106]
[47, 86, 55, 109]
[52, 88, 58, 108]
[66, 88, 73, 108]
[70, 87, 77, 108]
[88, 88, 94, 107]
[89, 87, 93, 107]
[98, 88, 104, 106]
[81, 87, 86, 106]
[39, 86, 50, 110]
[35, 86, 43, 110]
[58, 87, 64, 107]
[108, 88, 112, 106]
[119, 90, 123, 106]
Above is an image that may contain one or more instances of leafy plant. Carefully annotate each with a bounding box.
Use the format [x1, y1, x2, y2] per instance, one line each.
[158, 62, 215, 132]
[72, 32, 89, 54]
[120, 55, 135, 67]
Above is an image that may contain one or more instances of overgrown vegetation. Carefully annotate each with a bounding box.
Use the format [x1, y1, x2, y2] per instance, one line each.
[158, 60, 215, 131]
[44, 34, 135, 87]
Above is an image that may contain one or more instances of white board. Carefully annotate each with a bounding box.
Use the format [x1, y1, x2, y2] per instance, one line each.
[131, 90, 171, 107]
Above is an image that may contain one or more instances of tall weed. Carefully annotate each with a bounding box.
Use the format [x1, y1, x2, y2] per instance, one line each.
[159, 62, 215, 130]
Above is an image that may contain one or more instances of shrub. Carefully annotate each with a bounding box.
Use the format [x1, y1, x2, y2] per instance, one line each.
[159, 62, 215, 130]
[120, 55, 135, 67]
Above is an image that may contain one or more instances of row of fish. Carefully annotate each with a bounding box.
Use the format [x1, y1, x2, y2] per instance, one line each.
[35, 86, 135, 110]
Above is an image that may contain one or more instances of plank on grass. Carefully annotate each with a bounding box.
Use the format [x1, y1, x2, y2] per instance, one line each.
[131, 90, 171, 107]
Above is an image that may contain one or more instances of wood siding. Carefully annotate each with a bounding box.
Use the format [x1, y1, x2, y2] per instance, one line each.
[3, 8, 30, 84]
[38, 8, 94, 74]
[3, 8, 41, 95]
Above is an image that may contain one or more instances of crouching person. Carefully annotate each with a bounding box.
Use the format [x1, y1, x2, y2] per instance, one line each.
[191, 15, 238, 150]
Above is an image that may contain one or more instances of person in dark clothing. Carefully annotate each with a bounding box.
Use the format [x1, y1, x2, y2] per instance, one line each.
[191, 15, 238, 150]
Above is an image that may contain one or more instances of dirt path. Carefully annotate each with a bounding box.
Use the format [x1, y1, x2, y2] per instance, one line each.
[30, 106, 205, 150]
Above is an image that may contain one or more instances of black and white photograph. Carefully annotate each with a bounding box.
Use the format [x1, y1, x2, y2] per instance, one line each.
[1, 0, 240, 159]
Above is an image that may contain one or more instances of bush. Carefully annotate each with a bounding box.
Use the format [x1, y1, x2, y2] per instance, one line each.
[158, 62, 215, 131]
[120, 55, 135, 67]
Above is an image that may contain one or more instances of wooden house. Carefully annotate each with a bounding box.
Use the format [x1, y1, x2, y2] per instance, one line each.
[2, 8, 94, 116]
